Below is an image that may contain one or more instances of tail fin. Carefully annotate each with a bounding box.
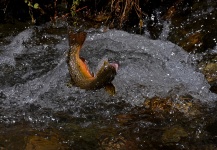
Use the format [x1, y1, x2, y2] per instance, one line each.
[68, 31, 87, 47]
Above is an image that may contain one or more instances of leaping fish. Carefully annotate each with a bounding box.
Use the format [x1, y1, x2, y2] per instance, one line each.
[68, 31, 118, 95]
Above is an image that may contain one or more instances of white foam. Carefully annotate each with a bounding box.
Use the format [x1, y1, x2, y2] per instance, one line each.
[0, 28, 33, 65]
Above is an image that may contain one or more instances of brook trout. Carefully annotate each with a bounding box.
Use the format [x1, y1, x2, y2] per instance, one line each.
[68, 31, 118, 95]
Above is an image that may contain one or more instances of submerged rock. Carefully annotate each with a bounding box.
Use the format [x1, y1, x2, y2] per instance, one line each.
[162, 125, 188, 144]
[25, 135, 65, 150]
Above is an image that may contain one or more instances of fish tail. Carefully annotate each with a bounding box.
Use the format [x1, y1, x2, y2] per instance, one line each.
[68, 31, 87, 48]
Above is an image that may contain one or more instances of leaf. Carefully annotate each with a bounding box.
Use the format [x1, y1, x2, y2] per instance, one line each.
[33, 3, 39, 9]
[28, 1, 32, 7]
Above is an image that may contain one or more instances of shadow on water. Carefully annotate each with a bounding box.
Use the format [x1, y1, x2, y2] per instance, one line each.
[0, 22, 217, 149]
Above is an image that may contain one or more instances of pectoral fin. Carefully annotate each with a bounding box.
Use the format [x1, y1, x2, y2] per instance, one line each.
[105, 83, 116, 96]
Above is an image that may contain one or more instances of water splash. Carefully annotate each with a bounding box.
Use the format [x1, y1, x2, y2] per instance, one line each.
[83, 29, 217, 104]
[0, 28, 33, 65]
[0, 27, 216, 122]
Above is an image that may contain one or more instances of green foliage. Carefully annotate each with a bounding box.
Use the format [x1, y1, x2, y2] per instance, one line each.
[24, 0, 44, 23]
[33, 3, 39, 9]
[71, 0, 81, 26]
[24, 0, 39, 9]
[71, 0, 80, 17]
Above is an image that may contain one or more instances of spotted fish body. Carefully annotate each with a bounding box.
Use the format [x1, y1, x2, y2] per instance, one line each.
[68, 31, 118, 94]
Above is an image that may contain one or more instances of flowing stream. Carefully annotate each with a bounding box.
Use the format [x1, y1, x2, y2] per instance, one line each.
[0, 25, 216, 123]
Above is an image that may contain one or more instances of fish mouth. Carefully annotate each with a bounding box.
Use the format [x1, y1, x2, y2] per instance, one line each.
[110, 63, 119, 71]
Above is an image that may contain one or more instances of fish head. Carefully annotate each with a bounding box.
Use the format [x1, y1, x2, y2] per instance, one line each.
[96, 61, 118, 84]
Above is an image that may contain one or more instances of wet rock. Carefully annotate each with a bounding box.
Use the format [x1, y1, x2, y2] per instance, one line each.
[202, 62, 217, 83]
[25, 135, 65, 150]
[99, 136, 136, 150]
[162, 125, 188, 144]
[143, 96, 201, 116]
[198, 54, 217, 93]
[100, 136, 126, 150]
[115, 114, 135, 125]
